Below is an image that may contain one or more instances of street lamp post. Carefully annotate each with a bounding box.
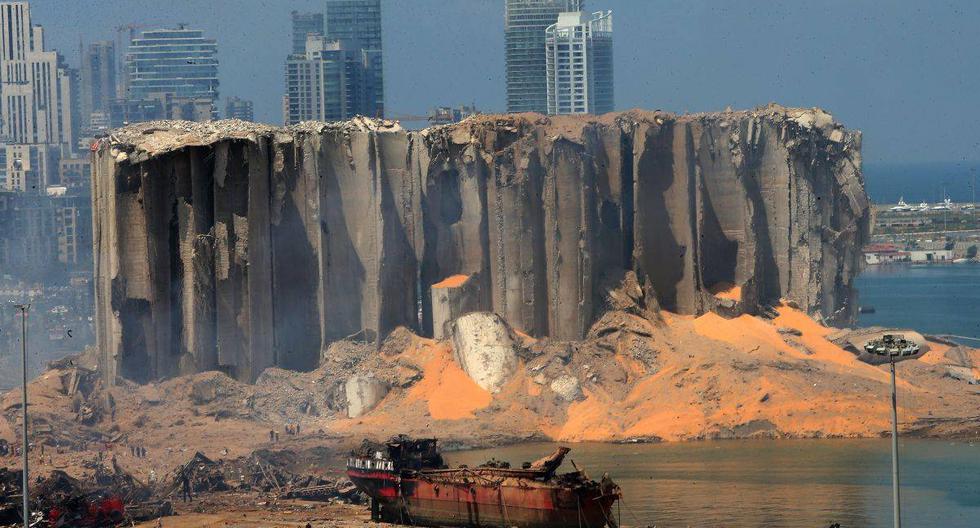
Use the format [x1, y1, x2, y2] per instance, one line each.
[889, 358, 901, 528]
[858, 333, 923, 528]
[14, 303, 30, 528]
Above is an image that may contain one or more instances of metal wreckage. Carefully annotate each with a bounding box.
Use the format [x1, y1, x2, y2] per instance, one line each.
[347, 436, 622, 528]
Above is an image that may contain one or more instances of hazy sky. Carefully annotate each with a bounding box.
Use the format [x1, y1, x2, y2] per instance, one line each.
[32, 0, 980, 164]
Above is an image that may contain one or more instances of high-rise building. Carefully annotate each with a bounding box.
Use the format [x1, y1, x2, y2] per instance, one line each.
[324, 0, 382, 49]
[286, 36, 376, 123]
[545, 10, 613, 115]
[80, 41, 116, 131]
[0, 189, 58, 277]
[291, 11, 324, 55]
[52, 190, 91, 267]
[126, 26, 219, 120]
[324, 0, 383, 117]
[224, 96, 254, 121]
[3, 143, 60, 192]
[505, 0, 583, 114]
[0, 2, 74, 148]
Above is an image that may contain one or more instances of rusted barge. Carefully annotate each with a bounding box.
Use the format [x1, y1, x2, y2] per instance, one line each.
[347, 437, 621, 528]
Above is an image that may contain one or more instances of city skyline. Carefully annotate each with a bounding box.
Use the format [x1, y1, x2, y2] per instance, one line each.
[17, 0, 980, 164]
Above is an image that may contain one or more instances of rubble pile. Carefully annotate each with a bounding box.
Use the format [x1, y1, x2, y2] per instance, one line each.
[0, 465, 164, 528]
[0, 468, 22, 525]
[169, 450, 362, 503]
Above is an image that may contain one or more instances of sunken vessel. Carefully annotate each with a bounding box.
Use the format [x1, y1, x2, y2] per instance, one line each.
[347, 436, 621, 528]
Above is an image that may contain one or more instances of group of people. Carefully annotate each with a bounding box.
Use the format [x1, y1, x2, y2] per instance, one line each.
[130, 444, 148, 458]
[269, 423, 303, 443]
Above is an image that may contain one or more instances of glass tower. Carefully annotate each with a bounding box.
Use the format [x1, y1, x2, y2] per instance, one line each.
[291, 11, 324, 56]
[80, 41, 116, 130]
[126, 26, 219, 119]
[505, 0, 584, 113]
[324, 0, 383, 117]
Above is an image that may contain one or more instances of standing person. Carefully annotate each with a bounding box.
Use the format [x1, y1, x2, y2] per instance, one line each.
[269, 430, 275, 443]
[181, 471, 193, 502]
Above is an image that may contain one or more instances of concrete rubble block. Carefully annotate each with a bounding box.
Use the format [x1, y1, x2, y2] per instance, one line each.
[450, 312, 519, 393]
[944, 366, 979, 385]
[430, 272, 483, 339]
[345, 374, 389, 418]
[550, 374, 583, 402]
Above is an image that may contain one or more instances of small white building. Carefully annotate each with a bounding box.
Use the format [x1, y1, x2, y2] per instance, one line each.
[908, 249, 954, 263]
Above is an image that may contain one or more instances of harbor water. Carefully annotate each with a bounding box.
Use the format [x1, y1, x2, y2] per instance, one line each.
[855, 263, 980, 343]
[447, 439, 980, 528]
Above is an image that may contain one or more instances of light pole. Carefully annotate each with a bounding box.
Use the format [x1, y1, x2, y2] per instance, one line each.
[858, 333, 923, 528]
[14, 303, 30, 528]
[888, 357, 900, 528]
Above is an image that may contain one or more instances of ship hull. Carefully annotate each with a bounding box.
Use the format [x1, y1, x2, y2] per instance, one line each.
[348, 469, 618, 528]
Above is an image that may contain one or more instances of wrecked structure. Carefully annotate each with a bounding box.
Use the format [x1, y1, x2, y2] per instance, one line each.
[91, 106, 870, 383]
[347, 438, 621, 528]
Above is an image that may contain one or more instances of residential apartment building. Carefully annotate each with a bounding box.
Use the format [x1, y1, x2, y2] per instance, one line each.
[0, 190, 57, 277]
[545, 10, 613, 115]
[286, 36, 370, 123]
[224, 96, 254, 121]
[0, 2, 75, 145]
[504, 0, 584, 113]
[2, 143, 60, 192]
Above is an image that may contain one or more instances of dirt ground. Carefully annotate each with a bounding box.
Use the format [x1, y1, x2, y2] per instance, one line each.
[133, 497, 379, 528]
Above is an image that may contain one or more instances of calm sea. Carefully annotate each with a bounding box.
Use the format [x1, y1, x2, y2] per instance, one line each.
[855, 263, 980, 343]
[863, 161, 979, 204]
[447, 440, 980, 528]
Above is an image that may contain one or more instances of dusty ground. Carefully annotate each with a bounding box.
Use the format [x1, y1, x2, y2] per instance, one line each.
[132, 497, 380, 528]
[1, 302, 978, 491]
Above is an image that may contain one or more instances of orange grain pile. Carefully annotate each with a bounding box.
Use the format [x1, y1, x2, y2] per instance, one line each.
[406, 344, 491, 420]
[431, 274, 470, 289]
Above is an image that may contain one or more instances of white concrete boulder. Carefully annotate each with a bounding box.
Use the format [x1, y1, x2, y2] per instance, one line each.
[345, 374, 389, 418]
[550, 374, 584, 402]
[450, 312, 519, 393]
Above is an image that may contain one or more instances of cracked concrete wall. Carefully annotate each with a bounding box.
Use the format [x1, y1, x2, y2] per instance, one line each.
[92, 106, 869, 383]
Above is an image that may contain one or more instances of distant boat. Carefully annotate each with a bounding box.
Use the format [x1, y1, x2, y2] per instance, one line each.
[890, 197, 912, 212]
[953, 258, 971, 264]
[859, 305, 876, 314]
[931, 197, 953, 211]
[914, 202, 930, 211]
